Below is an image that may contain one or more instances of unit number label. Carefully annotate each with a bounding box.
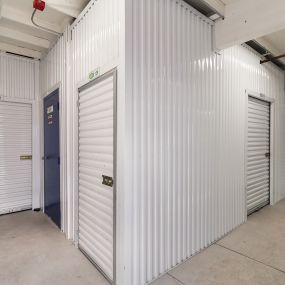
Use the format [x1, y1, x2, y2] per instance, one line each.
[47, 105, 54, 114]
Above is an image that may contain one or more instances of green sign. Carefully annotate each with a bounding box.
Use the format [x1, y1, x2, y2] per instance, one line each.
[88, 68, 100, 81]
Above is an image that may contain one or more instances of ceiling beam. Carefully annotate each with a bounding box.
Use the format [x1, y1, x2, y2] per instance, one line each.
[0, 42, 41, 59]
[202, 0, 225, 17]
[0, 26, 50, 50]
[215, 0, 285, 50]
[45, 0, 82, 18]
[0, 4, 63, 34]
[260, 53, 285, 64]
[255, 37, 282, 58]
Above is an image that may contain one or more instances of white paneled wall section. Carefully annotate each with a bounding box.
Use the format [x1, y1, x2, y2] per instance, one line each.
[39, 0, 285, 284]
[70, 0, 121, 240]
[0, 53, 35, 101]
[125, 0, 285, 284]
[40, 32, 68, 234]
[40, 0, 123, 241]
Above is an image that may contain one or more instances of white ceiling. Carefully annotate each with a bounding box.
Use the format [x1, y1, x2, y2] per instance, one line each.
[220, 0, 237, 4]
[0, 0, 284, 66]
[216, 0, 285, 65]
[0, 0, 90, 59]
[258, 29, 285, 56]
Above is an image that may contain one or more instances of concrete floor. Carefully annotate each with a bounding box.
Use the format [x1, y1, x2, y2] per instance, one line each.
[151, 199, 285, 285]
[1, 200, 285, 285]
[0, 211, 108, 285]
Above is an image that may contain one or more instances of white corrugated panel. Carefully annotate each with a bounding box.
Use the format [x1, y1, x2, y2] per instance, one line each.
[71, 0, 120, 82]
[247, 97, 270, 214]
[40, 0, 121, 239]
[40, 32, 68, 234]
[39, 0, 285, 284]
[78, 74, 114, 280]
[0, 101, 32, 214]
[126, 0, 285, 284]
[0, 53, 35, 100]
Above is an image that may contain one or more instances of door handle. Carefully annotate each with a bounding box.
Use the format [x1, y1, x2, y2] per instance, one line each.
[265, 152, 270, 158]
[102, 175, 113, 187]
[44, 155, 59, 160]
[20, 155, 32, 160]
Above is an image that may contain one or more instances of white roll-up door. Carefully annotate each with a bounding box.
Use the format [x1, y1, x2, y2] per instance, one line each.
[0, 101, 32, 215]
[78, 71, 116, 282]
[247, 96, 270, 215]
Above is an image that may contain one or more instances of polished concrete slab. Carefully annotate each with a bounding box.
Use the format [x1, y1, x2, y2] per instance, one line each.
[150, 274, 183, 285]
[217, 199, 285, 272]
[151, 199, 285, 285]
[2, 200, 285, 285]
[0, 211, 108, 285]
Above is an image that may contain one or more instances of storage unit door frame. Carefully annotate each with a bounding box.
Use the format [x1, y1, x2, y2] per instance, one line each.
[0, 100, 33, 215]
[77, 69, 117, 284]
[247, 95, 271, 215]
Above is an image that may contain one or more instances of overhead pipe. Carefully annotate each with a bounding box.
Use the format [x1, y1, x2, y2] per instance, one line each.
[260, 54, 285, 64]
[31, 0, 62, 37]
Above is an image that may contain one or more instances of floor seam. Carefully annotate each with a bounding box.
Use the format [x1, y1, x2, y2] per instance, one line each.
[167, 272, 186, 285]
[216, 243, 285, 275]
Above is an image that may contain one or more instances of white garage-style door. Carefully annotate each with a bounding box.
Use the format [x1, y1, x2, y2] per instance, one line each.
[247, 96, 270, 215]
[78, 70, 116, 282]
[0, 101, 32, 215]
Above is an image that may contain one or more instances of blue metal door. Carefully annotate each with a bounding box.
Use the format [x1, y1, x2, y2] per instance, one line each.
[44, 89, 60, 228]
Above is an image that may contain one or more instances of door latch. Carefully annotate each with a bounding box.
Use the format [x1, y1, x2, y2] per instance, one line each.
[20, 155, 32, 160]
[102, 175, 113, 187]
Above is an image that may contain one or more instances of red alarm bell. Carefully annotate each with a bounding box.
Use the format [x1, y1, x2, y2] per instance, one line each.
[33, 0, 46, 11]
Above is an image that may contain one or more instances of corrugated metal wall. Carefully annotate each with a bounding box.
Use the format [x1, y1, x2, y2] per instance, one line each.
[70, 0, 121, 240]
[0, 53, 35, 100]
[40, 0, 122, 239]
[71, 0, 120, 82]
[39, 0, 285, 284]
[126, 0, 285, 284]
[40, 32, 69, 234]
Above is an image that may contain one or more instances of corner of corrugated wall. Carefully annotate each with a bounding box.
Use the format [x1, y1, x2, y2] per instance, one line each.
[39, 3, 128, 283]
[39, 30, 69, 236]
[125, 0, 285, 284]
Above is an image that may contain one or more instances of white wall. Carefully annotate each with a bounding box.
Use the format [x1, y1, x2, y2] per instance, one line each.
[124, 0, 285, 284]
[0, 53, 35, 100]
[70, 0, 122, 242]
[39, 4, 126, 283]
[40, 31, 68, 233]
[39, 0, 285, 284]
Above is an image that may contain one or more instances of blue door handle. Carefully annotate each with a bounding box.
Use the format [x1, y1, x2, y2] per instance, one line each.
[45, 155, 59, 160]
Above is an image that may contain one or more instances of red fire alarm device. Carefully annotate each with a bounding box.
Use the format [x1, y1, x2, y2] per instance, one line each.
[33, 0, 46, 11]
